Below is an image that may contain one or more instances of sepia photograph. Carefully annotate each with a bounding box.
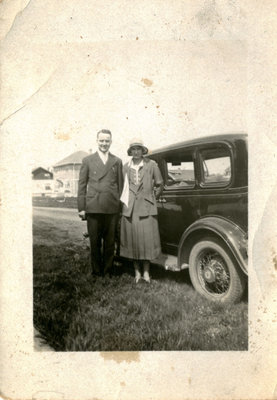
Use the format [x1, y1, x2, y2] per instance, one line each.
[31, 40, 248, 352]
[1, 0, 276, 399]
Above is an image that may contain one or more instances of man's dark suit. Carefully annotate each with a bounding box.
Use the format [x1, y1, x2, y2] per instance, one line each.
[78, 152, 123, 275]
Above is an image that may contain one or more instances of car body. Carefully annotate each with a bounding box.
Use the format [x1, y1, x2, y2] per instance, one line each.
[148, 133, 248, 304]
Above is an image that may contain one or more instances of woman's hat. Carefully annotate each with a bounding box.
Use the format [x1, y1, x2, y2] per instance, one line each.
[127, 138, 148, 156]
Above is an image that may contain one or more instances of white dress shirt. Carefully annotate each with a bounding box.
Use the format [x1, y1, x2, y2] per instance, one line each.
[97, 150, 109, 165]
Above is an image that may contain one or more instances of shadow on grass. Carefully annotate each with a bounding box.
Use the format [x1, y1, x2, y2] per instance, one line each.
[115, 257, 192, 286]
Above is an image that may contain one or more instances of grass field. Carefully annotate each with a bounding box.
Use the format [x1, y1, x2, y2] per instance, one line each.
[33, 208, 248, 351]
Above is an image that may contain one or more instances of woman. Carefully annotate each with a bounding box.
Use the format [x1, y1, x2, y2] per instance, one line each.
[120, 138, 163, 283]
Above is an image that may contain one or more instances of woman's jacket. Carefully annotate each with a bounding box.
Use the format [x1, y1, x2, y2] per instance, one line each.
[121, 158, 163, 218]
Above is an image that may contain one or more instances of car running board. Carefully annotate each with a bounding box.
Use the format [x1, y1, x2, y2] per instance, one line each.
[151, 254, 189, 271]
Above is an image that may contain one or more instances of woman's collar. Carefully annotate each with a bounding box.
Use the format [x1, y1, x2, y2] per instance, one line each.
[130, 158, 144, 168]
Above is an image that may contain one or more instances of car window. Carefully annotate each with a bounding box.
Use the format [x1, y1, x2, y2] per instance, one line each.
[200, 147, 231, 185]
[166, 158, 195, 188]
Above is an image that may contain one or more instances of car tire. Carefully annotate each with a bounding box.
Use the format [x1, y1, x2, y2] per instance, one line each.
[188, 237, 246, 304]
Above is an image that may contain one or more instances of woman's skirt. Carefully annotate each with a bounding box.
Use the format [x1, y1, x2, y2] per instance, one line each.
[120, 213, 161, 260]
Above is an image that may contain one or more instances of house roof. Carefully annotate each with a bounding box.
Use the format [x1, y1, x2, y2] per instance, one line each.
[32, 167, 53, 175]
[53, 151, 89, 167]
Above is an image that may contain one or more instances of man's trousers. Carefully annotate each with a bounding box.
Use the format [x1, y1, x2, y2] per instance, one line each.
[87, 213, 118, 275]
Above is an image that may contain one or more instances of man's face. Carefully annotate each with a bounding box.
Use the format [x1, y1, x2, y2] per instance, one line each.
[97, 133, 112, 153]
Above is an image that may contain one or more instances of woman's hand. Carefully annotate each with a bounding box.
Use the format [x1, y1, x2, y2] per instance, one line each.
[154, 184, 163, 199]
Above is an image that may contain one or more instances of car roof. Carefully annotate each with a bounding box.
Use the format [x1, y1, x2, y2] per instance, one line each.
[149, 133, 247, 155]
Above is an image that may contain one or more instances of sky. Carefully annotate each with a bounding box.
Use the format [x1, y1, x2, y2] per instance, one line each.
[1, 1, 247, 170]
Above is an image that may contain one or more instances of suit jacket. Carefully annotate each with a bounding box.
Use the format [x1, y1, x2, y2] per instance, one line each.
[78, 152, 123, 214]
[122, 158, 163, 218]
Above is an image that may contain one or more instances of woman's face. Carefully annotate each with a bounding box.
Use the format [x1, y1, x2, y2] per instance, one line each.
[131, 146, 143, 160]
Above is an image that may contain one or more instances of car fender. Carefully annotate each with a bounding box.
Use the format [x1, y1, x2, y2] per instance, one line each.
[178, 216, 248, 275]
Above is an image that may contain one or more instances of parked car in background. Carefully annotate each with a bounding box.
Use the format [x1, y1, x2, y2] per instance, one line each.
[148, 133, 248, 304]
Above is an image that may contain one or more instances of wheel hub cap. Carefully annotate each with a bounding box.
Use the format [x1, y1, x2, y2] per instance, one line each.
[203, 266, 216, 283]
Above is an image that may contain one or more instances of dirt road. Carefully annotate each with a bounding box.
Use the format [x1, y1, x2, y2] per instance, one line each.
[33, 206, 177, 269]
[33, 206, 80, 221]
[33, 207, 88, 246]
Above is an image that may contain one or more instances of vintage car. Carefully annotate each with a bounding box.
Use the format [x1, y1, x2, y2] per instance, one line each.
[149, 133, 248, 304]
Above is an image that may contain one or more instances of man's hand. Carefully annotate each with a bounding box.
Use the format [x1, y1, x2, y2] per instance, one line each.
[78, 210, 86, 220]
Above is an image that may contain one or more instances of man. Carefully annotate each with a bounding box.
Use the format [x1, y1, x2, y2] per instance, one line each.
[78, 129, 123, 276]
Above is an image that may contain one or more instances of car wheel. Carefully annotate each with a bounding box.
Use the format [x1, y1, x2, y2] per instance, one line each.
[188, 237, 246, 304]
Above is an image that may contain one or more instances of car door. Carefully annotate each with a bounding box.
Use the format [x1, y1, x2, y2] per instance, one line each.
[156, 147, 201, 256]
[197, 141, 248, 231]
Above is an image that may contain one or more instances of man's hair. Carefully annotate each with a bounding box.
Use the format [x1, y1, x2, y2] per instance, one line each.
[97, 129, 112, 138]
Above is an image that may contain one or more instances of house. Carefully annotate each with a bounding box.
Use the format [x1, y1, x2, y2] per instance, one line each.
[32, 167, 54, 196]
[53, 151, 89, 196]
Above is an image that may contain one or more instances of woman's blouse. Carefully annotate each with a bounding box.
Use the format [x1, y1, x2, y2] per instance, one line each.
[129, 159, 144, 185]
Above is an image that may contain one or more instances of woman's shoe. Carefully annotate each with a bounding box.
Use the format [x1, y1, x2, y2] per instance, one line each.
[142, 261, 150, 283]
[142, 270, 151, 283]
[134, 261, 141, 284]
